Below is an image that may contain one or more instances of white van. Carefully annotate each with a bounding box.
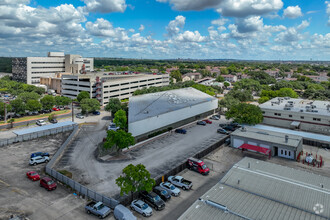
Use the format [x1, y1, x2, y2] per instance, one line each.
[114, 204, 136, 220]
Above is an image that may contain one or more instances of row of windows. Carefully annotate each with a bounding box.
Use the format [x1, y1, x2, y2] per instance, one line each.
[104, 81, 162, 89]
[32, 71, 62, 74]
[103, 78, 163, 88]
[31, 66, 65, 69]
[272, 113, 322, 122]
[31, 62, 64, 64]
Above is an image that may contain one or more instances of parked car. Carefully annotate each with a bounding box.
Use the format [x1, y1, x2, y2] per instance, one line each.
[36, 119, 46, 126]
[219, 123, 227, 128]
[168, 176, 192, 190]
[114, 204, 136, 220]
[14, 113, 22, 118]
[26, 112, 33, 116]
[49, 118, 58, 124]
[30, 152, 50, 158]
[85, 201, 111, 219]
[175, 128, 186, 134]
[230, 122, 241, 128]
[159, 182, 180, 197]
[140, 191, 165, 211]
[202, 119, 212, 124]
[187, 157, 210, 175]
[153, 186, 171, 202]
[93, 111, 100, 115]
[130, 200, 152, 217]
[32, 111, 39, 115]
[29, 156, 49, 166]
[26, 171, 40, 181]
[39, 177, 57, 191]
[223, 125, 235, 131]
[197, 121, 206, 126]
[210, 115, 220, 120]
[108, 122, 119, 131]
[217, 128, 229, 135]
[52, 107, 60, 111]
[76, 113, 84, 119]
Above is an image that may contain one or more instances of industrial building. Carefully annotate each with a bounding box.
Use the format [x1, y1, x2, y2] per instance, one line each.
[179, 157, 330, 220]
[230, 127, 303, 160]
[12, 52, 93, 85]
[128, 87, 218, 139]
[61, 73, 170, 105]
[259, 97, 330, 135]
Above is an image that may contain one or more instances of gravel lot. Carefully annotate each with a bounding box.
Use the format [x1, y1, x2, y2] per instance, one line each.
[55, 117, 231, 198]
[0, 132, 89, 220]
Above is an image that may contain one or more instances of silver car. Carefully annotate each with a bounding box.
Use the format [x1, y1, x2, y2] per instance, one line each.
[108, 122, 119, 131]
[76, 113, 84, 119]
[29, 156, 49, 166]
[159, 182, 180, 197]
[130, 200, 152, 217]
[36, 119, 46, 126]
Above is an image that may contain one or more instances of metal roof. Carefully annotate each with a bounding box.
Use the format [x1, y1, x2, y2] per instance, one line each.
[249, 124, 330, 143]
[13, 121, 76, 136]
[231, 127, 302, 148]
[179, 157, 330, 220]
[128, 87, 217, 123]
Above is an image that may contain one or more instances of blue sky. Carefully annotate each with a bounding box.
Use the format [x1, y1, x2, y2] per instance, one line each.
[0, 0, 329, 60]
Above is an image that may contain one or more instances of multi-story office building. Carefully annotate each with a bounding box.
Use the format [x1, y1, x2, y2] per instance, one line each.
[61, 73, 170, 105]
[259, 97, 330, 135]
[12, 52, 93, 84]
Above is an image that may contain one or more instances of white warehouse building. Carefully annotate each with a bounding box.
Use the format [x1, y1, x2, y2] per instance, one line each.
[128, 87, 218, 140]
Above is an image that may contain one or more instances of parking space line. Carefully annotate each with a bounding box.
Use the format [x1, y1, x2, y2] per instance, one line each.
[0, 178, 10, 187]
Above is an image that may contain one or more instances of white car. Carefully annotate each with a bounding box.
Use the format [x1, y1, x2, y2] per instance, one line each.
[210, 115, 220, 120]
[29, 156, 49, 166]
[159, 182, 180, 197]
[76, 113, 84, 119]
[108, 122, 119, 131]
[36, 119, 46, 126]
[130, 200, 152, 217]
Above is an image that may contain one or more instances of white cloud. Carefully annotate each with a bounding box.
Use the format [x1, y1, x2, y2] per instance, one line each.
[275, 20, 309, 44]
[83, 0, 127, 13]
[0, 0, 29, 5]
[139, 24, 145, 32]
[326, 1, 330, 26]
[166, 15, 185, 36]
[175, 30, 206, 42]
[86, 18, 129, 41]
[211, 18, 228, 26]
[283, 5, 303, 19]
[156, 0, 223, 11]
[236, 16, 263, 33]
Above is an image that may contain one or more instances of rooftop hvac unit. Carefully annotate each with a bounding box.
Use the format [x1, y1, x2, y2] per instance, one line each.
[305, 105, 312, 109]
[300, 109, 304, 112]
[284, 107, 291, 110]
[312, 110, 318, 113]
[285, 103, 293, 107]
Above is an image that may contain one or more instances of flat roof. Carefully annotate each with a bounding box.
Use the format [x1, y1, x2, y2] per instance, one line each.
[179, 157, 330, 220]
[13, 121, 76, 136]
[231, 127, 302, 148]
[128, 87, 217, 123]
[259, 97, 330, 117]
[250, 124, 330, 143]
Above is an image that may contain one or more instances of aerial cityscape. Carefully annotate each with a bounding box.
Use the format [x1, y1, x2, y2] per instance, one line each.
[0, 0, 329, 220]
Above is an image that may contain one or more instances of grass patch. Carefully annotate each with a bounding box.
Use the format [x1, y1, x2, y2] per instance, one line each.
[0, 110, 70, 124]
[58, 170, 73, 178]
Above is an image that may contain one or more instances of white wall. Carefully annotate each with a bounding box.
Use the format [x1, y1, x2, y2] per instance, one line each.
[129, 99, 218, 137]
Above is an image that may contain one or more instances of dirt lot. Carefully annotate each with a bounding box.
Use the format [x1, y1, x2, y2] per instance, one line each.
[0, 132, 89, 220]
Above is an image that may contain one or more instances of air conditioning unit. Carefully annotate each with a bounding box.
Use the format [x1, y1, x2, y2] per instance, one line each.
[284, 107, 291, 110]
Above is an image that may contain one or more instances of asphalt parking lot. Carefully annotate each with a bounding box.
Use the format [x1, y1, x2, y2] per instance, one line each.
[0, 132, 89, 220]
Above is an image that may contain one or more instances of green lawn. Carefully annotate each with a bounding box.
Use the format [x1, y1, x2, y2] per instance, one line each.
[0, 110, 71, 124]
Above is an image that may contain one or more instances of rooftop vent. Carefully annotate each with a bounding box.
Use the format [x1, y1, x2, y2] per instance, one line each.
[285, 135, 289, 143]
[284, 107, 291, 110]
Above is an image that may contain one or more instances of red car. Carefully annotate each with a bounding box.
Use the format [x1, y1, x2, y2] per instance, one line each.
[26, 171, 40, 181]
[40, 177, 57, 191]
[187, 158, 210, 175]
[203, 119, 212, 124]
[52, 107, 60, 111]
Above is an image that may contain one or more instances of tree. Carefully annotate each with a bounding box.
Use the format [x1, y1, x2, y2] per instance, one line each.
[225, 103, 263, 125]
[224, 82, 230, 88]
[215, 75, 225, 82]
[105, 98, 122, 116]
[55, 96, 72, 106]
[250, 71, 276, 85]
[18, 92, 40, 103]
[218, 97, 240, 111]
[10, 98, 25, 114]
[40, 95, 55, 110]
[234, 79, 261, 91]
[0, 102, 12, 116]
[277, 88, 298, 98]
[8, 118, 15, 128]
[226, 89, 253, 102]
[113, 109, 127, 130]
[104, 130, 135, 153]
[26, 100, 42, 112]
[80, 98, 100, 114]
[258, 96, 270, 104]
[116, 164, 155, 202]
[77, 91, 90, 102]
[170, 70, 182, 82]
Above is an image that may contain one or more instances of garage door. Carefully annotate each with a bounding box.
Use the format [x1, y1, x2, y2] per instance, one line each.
[233, 138, 244, 148]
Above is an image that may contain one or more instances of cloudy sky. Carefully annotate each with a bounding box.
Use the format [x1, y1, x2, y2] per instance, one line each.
[0, 0, 329, 60]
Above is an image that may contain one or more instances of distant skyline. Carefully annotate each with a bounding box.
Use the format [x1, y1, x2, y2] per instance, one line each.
[0, 0, 330, 60]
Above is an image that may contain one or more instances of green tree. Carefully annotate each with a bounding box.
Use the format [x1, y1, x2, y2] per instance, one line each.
[77, 91, 90, 102]
[18, 92, 40, 103]
[104, 130, 135, 153]
[26, 100, 42, 112]
[258, 96, 270, 104]
[116, 164, 155, 202]
[113, 109, 127, 130]
[225, 103, 263, 125]
[0, 102, 12, 116]
[8, 118, 15, 128]
[105, 98, 122, 116]
[218, 97, 240, 111]
[80, 98, 100, 114]
[55, 96, 72, 106]
[40, 95, 55, 110]
[215, 75, 225, 82]
[250, 71, 276, 85]
[170, 70, 182, 82]
[224, 82, 230, 88]
[234, 79, 261, 91]
[10, 98, 25, 114]
[277, 88, 298, 98]
[226, 89, 253, 102]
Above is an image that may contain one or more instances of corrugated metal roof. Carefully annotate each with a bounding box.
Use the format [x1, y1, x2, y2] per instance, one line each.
[179, 157, 330, 220]
[13, 121, 76, 136]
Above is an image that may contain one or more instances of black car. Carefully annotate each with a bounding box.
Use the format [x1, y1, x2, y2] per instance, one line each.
[140, 191, 165, 211]
[197, 121, 206, 126]
[32, 111, 39, 115]
[219, 123, 227, 128]
[49, 118, 58, 124]
[223, 125, 235, 131]
[175, 128, 187, 134]
[230, 122, 241, 128]
[153, 186, 171, 202]
[217, 128, 229, 135]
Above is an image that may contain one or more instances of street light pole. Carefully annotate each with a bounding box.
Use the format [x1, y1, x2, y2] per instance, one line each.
[72, 101, 74, 122]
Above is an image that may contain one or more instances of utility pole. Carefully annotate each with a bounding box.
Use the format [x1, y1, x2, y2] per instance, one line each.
[72, 101, 74, 122]
[4, 103, 6, 123]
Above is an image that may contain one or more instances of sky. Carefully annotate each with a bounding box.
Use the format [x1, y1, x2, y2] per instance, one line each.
[0, 0, 329, 60]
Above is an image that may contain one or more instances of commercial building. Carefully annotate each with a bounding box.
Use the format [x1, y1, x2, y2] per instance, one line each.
[179, 157, 330, 220]
[61, 73, 170, 105]
[230, 127, 303, 160]
[40, 72, 72, 94]
[128, 87, 218, 139]
[12, 52, 93, 85]
[260, 97, 330, 135]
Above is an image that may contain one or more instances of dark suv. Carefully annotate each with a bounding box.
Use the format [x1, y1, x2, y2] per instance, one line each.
[153, 186, 171, 202]
[140, 191, 165, 211]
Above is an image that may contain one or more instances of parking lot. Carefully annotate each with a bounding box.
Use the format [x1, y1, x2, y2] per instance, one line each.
[0, 132, 89, 220]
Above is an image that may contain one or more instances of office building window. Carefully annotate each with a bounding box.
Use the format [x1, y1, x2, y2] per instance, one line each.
[313, 118, 321, 121]
[289, 115, 292, 117]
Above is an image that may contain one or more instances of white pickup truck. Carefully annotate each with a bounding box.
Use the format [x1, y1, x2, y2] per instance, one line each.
[168, 176, 192, 190]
